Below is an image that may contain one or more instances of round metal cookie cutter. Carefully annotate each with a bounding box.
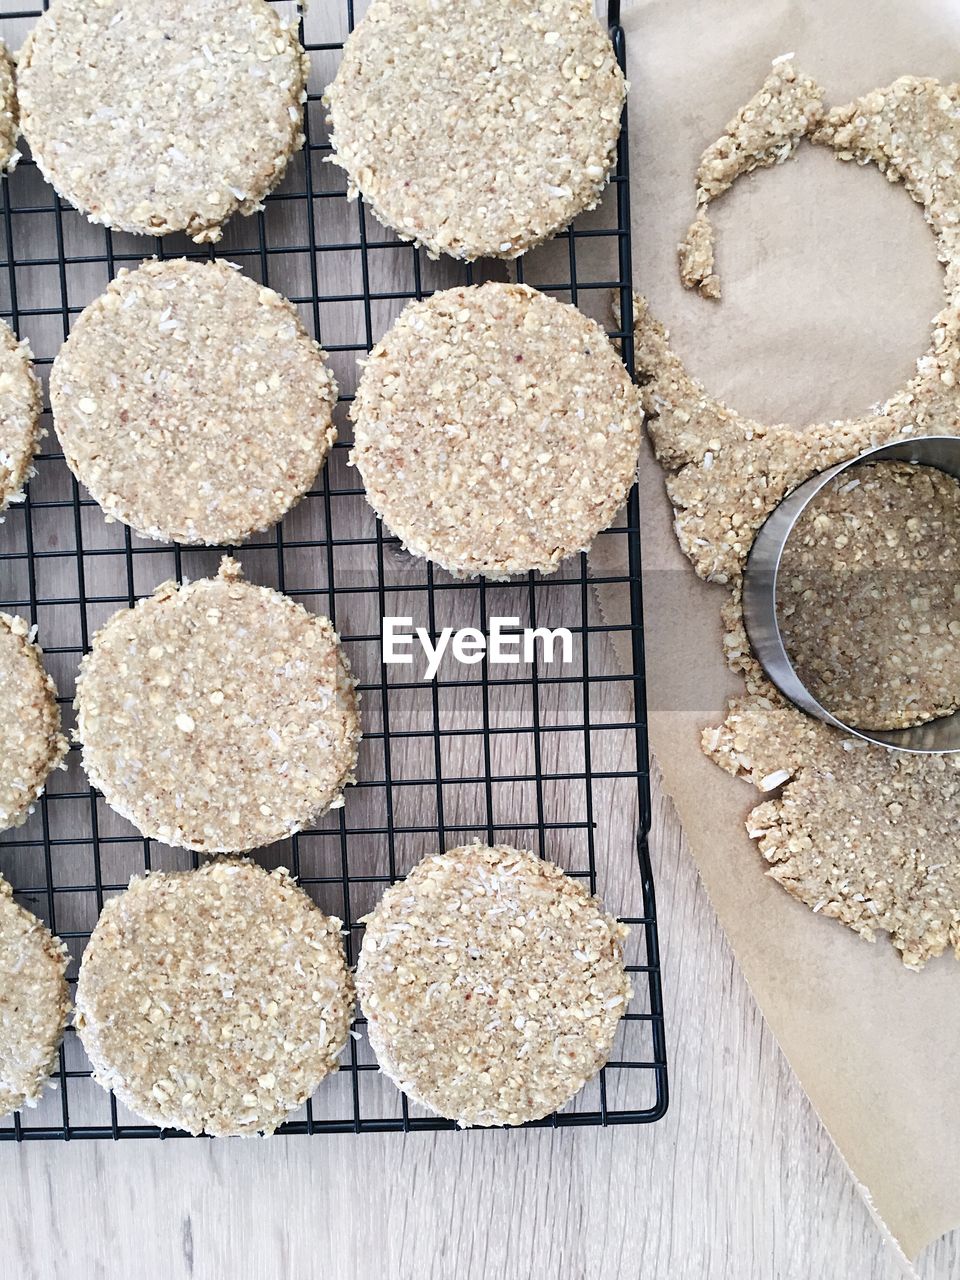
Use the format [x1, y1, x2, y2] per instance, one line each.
[742, 435, 960, 754]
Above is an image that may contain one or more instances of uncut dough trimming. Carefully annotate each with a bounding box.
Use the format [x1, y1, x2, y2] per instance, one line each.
[350, 282, 643, 578]
[636, 70, 960, 964]
[74, 558, 360, 852]
[17, 0, 309, 242]
[75, 860, 353, 1136]
[324, 0, 626, 260]
[357, 844, 632, 1127]
[51, 259, 338, 545]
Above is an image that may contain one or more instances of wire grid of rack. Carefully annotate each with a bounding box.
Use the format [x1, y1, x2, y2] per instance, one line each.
[0, 0, 667, 1139]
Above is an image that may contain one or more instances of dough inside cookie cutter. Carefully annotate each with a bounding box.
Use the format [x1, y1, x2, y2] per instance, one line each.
[743, 435, 960, 753]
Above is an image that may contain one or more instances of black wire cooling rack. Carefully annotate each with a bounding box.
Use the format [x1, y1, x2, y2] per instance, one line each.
[0, 0, 667, 1139]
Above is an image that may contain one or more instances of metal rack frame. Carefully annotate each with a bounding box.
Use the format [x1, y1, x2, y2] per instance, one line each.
[0, 0, 667, 1139]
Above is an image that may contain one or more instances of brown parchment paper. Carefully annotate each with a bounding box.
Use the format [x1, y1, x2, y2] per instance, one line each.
[611, 0, 960, 1262]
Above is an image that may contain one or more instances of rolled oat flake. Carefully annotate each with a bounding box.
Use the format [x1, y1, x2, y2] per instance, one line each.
[18, 0, 309, 242]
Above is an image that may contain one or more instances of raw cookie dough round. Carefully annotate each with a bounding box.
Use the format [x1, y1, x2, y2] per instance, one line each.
[51, 258, 338, 545]
[74, 557, 360, 852]
[0, 40, 19, 173]
[324, 0, 626, 260]
[777, 461, 960, 731]
[356, 843, 631, 1127]
[0, 320, 42, 515]
[18, 0, 308, 242]
[0, 614, 68, 832]
[350, 283, 643, 577]
[75, 859, 354, 1136]
[0, 874, 70, 1119]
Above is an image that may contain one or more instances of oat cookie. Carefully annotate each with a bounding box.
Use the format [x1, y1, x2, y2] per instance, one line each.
[18, 0, 308, 242]
[0, 614, 68, 832]
[351, 283, 643, 578]
[324, 0, 626, 260]
[0, 40, 19, 174]
[357, 843, 631, 1127]
[75, 859, 354, 1136]
[776, 462, 960, 731]
[0, 320, 42, 515]
[51, 258, 337, 545]
[75, 557, 360, 852]
[0, 875, 70, 1118]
